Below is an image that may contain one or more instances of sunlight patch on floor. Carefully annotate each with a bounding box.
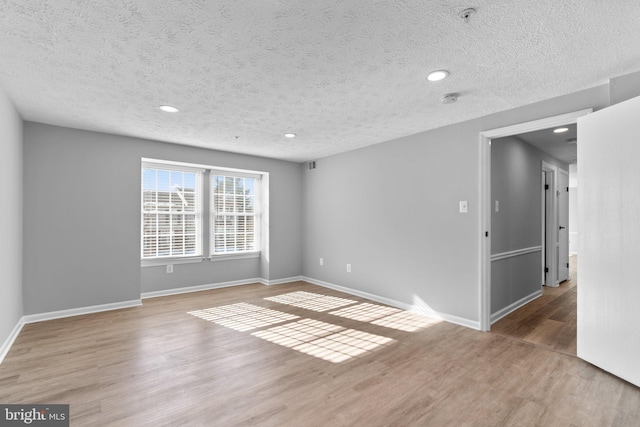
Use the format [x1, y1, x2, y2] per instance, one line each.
[188, 303, 299, 332]
[329, 303, 401, 322]
[252, 319, 394, 363]
[265, 291, 357, 312]
[371, 310, 441, 332]
[330, 303, 441, 332]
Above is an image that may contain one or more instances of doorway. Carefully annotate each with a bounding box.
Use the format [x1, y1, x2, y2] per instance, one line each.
[479, 109, 591, 331]
[540, 162, 570, 288]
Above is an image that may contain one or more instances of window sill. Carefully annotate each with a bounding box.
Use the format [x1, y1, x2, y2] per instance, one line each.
[210, 252, 260, 262]
[141, 257, 205, 267]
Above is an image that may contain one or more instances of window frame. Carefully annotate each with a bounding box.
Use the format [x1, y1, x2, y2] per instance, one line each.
[141, 161, 205, 265]
[210, 169, 262, 260]
[140, 159, 264, 266]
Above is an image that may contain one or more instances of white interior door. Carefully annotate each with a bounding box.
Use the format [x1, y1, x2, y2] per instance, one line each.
[557, 168, 569, 282]
[578, 95, 640, 387]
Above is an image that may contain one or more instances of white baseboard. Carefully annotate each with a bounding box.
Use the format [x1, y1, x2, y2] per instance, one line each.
[22, 299, 142, 324]
[0, 317, 26, 365]
[302, 276, 481, 330]
[142, 276, 305, 299]
[490, 289, 542, 324]
[261, 276, 304, 286]
[141, 278, 262, 299]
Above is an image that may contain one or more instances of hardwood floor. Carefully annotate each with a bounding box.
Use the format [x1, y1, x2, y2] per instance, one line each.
[1, 274, 639, 426]
[492, 255, 578, 355]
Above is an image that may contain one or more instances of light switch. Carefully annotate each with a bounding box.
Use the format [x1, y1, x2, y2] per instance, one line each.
[495, 200, 499, 212]
[459, 201, 468, 213]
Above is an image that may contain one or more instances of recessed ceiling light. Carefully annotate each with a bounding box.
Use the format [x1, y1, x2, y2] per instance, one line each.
[427, 70, 449, 82]
[159, 105, 179, 113]
[284, 133, 296, 138]
[553, 127, 569, 133]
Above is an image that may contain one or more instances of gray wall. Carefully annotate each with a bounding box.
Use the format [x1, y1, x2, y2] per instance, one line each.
[490, 135, 568, 316]
[23, 123, 303, 314]
[0, 88, 23, 351]
[302, 84, 609, 326]
[15, 78, 620, 325]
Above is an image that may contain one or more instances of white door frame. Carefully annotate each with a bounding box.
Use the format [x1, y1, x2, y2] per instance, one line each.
[478, 108, 592, 331]
[557, 167, 570, 283]
[542, 161, 558, 287]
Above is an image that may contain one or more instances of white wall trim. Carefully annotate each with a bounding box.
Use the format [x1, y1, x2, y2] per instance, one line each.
[141, 278, 262, 299]
[141, 257, 205, 267]
[22, 300, 142, 324]
[491, 246, 542, 262]
[261, 276, 304, 286]
[302, 276, 481, 330]
[480, 131, 491, 331]
[491, 289, 543, 324]
[481, 109, 593, 138]
[0, 318, 26, 365]
[141, 276, 305, 299]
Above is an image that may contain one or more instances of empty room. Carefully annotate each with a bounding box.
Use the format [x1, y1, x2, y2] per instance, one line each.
[1, 1, 640, 426]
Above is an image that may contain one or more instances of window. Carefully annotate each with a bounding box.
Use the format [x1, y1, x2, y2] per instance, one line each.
[211, 171, 260, 255]
[141, 163, 203, 259]
[141, 159, 263, 263]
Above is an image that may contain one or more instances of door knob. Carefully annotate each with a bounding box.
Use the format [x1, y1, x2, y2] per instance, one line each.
[559, 226, 566, 230]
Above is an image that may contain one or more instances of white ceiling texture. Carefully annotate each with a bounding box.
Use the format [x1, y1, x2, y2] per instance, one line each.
[1, 1, 639, 163]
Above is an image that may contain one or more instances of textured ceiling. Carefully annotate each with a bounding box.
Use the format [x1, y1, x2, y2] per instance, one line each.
[1, 0, 639, 163]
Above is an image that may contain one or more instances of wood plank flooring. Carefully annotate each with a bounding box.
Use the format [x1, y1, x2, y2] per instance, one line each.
[1, 272, 638, 426]
[492, 255, 578, 355]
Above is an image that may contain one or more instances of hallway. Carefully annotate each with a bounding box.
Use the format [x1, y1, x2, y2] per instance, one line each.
[491, 256, 577, 356]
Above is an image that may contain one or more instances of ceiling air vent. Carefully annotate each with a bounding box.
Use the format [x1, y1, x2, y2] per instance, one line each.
[441, 93, 458, 104]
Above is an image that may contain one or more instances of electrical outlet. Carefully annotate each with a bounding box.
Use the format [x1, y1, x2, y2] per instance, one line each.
[346, 264, 351, 273]
[166, 264, 173, 274]
[319, 257, 324, 266]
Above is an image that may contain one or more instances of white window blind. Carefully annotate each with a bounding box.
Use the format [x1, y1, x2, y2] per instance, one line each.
[211, 172, 260, 255]
[142, 163, 203, 259]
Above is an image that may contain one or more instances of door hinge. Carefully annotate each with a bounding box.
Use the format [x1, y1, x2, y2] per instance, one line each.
[566, 186, 569, 192]
[567, 263, 569, 268]
[485, 231, 489, 237]
[545, 184, 549, 190]
[545, 267, 549, 273]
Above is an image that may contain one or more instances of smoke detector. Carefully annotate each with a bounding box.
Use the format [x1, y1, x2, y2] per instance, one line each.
[441, 93, 458, 104]
[459, 8, 476, 23]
